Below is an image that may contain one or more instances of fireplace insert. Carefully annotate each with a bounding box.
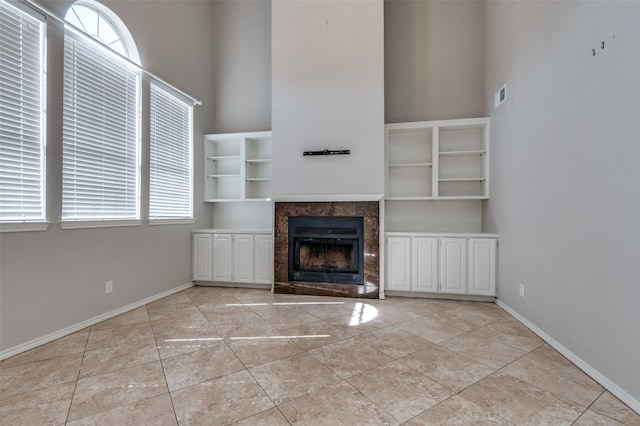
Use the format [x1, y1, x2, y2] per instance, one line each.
[288, 216, 364, 285]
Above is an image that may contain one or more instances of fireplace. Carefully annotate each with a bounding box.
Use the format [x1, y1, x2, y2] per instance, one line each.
[288, 216, 364, 285]
[274, 201, 380, 299]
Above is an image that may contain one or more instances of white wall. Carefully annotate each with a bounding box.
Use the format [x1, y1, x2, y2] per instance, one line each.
[0, 0, 216, 353]
[271, 0, 385, 198]
[484, 1, 640, 405]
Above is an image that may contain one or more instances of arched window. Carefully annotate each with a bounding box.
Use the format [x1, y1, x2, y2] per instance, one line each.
[61, 1, 141, 224]
[64, 0, 139, 63]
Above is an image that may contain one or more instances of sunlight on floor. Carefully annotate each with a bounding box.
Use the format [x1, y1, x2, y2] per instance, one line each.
[349, 302, 378, 326]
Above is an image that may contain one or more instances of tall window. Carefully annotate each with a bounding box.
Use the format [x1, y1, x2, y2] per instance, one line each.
[149, 82, 193, 220]
[61, 0, 141, 223]
[0, 1, 46, 226]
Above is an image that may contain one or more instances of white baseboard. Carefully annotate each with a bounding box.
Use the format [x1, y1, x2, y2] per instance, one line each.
[385, 290, 495, 302]
[0, 281, 195, 361]
[496, 299, 640, 415]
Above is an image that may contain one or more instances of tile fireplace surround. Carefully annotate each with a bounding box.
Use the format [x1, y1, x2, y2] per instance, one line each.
[274, 201, 380, 299]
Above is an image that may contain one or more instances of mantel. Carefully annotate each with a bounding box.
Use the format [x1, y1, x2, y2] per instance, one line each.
[272, 194, 384, 203]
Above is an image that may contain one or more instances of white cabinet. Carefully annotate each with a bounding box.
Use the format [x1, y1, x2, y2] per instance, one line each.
[386, 236, 412, 291]
[212, 234, 233, 282]
[204, 131, 272, 202]
[385, 236, 438, 293]
[386, 118, 489, 200]
[413, 237, 438, 292]
[439, 238, 467, 294]
[192, 234, 212, 281]
[468, 238, 497, 296]
[385, 233, 497, 297]
[193, 232, 273, 285]
[254, 234, 273, 284]
[233, 234, 254, 283]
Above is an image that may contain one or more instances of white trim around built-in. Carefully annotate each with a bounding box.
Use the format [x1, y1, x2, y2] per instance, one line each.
[272, 194, 384, 202]
[496, 299, 640, 415]
[0, 281, 194, 361]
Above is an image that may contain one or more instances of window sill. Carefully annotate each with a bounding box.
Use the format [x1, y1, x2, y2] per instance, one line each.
[148, 218, 195, 226]
[60, 219, 143, 230]
[0, 222, 51, 233]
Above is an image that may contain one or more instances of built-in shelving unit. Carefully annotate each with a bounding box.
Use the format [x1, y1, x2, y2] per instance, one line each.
[383, 118, 496, 298]
[204, 131, 272, 202]
[385, 117, 489, 201]
[437, 121, 489, 199]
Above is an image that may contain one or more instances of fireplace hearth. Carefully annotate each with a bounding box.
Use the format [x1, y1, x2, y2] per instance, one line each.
[274, 201, 380, 299]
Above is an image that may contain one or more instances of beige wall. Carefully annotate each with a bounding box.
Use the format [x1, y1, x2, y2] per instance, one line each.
[0, 0, 217, 352]
[384, 0, 485, 123]
[483, 1, 640, 405]
[209, 0, 272, 134]
[271, 0, 385, 198]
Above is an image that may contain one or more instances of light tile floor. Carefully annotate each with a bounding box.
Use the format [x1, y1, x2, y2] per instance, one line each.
[1, 286, 638, 425]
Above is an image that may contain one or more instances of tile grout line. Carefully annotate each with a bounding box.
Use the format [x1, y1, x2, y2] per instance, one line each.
[192, 292, 287, 425]
[64, 324, 91, 425]
[568, 390, 615, 426]
[148, 305, 181, 426]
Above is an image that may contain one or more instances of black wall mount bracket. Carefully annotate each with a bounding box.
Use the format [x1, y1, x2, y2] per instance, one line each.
[303, 149, 350, 156]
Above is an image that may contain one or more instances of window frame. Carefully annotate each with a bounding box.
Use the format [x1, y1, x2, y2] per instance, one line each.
[148, 80, 195, 225]
[60, 1, 142, 228]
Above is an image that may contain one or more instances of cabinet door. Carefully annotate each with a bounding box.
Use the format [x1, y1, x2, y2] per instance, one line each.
[192, 234, 212, 281]
[468, 238, 496, 296]
[412, 237, 438, 292]
[386, 237, 411, 291]
[254, 234, 273, 284]
[233, 234, 254, 283]
[439, 238, 467, 294]
[212, 234, 233, 282]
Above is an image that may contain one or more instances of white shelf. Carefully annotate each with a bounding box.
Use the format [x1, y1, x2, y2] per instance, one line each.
[439, 178, 486, 182]
[386, 117, 489, 201]
[204, 131, 272, 202]
[389, 162, 433, 168]
[436, 196, 487, 200]
[207, 174, 241, 178]
[386, 196, 435, 201]
[439, 150, 485, 157]
[208, 155, 241, 160]
[385, 118, 490, 232]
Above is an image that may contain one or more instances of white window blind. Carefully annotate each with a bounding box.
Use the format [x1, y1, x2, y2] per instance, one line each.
[149, 81, 193, 219]
[61, 29, 141, 221]
[0, 1, 45, 222]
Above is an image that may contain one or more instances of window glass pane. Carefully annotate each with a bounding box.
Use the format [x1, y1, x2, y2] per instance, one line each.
[107, 39, 126, 57]
[65, 8, 82, 29]
[97, 15, 119, 45]
[71, 5, 98, 37]
[65, 1, 134, 60]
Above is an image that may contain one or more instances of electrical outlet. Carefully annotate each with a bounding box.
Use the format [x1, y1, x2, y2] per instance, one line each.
[106, 280, 113, 294]
[519, 283, 525, 297]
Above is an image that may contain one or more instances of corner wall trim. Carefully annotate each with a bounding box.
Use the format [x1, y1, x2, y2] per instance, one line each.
[496, 299, 640, 415]
[0, 281, 195, 361]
